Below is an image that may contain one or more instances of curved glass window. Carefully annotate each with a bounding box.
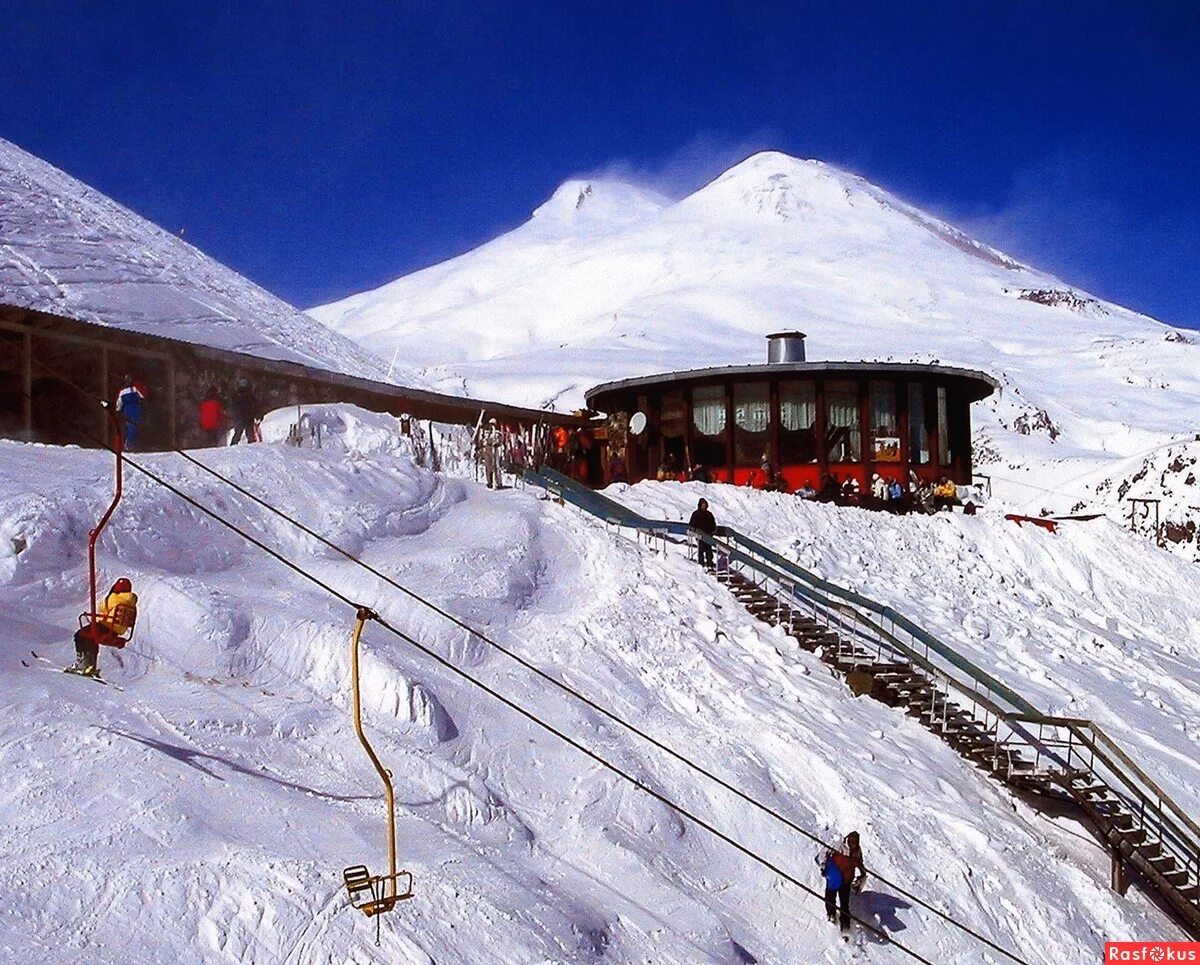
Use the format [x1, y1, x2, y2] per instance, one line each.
[660, 390, 685, 466]
[779, 381, 817, 463]
[734, 381, 769, 467]
[826, 380, 861, 463]
[870, 381, 900, 463]
[691, 384, 727, 472]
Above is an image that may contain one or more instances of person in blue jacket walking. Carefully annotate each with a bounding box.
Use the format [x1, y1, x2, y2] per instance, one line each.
[116, 375, 146, 450]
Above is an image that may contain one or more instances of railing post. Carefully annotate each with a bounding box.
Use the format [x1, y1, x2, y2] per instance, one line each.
[1111, 844, 1129, 896]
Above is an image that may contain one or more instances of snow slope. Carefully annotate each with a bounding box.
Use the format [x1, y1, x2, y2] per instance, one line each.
[0, 411, 1191, 962]
[0, 138, 403, 383]
[311, 151, 1200, 533]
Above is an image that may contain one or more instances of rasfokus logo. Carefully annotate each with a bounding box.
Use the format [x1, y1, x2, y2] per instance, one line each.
[1105, 943, 1199, 962]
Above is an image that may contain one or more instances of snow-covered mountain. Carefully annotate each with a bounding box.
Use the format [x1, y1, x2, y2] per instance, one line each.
[0, 137, 404, 383]
[312, 152, 1200, 542]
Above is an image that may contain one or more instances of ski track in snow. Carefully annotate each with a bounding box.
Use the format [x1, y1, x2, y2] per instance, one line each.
[0, 406, 1192, 963]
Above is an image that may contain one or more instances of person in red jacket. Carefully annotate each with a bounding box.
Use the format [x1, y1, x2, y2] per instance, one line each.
[198, 386, 227, 447]
[821, 831, 867, 932]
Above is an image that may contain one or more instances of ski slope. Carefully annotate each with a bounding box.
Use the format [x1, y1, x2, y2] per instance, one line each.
[0, 408, 1190, 962]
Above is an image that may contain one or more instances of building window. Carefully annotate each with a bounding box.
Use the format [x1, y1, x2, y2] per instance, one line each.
[692, 384, 727, 471]
[779, 381, 817, 463]
[937, 386, 951, 467]
[734, 381, 769, 467]
[660, 390, 685, 466]
[908, 383, 929, 464]
[870, 381, 900, 463]
[826, 380, 861, 463]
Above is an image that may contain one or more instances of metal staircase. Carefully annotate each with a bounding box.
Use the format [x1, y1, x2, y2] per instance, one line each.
[526, 467, 1200, 936]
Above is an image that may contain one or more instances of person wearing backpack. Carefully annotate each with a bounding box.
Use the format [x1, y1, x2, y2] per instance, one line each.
[820, 831, 867, 931]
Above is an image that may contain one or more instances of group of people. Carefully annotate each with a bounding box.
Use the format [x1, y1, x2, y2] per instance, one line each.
[199, 378, 261, 446]
[792, 471, 966, 515]
[112, 374, 262, 449]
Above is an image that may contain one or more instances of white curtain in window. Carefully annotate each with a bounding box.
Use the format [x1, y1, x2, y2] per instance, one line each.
[734, 384, 769, 433]
[828, 395, 857, 429]
[692, 385, 726, 437]
[780, 384, 815, 431]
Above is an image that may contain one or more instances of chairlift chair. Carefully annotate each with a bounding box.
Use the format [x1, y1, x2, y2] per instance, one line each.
[77, 604, 137, 649]
[342, 865, 414, 918]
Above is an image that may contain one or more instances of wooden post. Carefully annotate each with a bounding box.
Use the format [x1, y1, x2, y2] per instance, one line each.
[724, 381, 735, 484]
[167, 357, 178, 449]
[99, 347, 109, 446]
[682, 386, 693, 473]
[928, 381, 941, 471]
[858, 378, 871, 480]
[815, 378, 828, 480]
[21, 329, 32, 441]
[897, 377, 910, 484]
[1111, 845, 1128, 895]
[768, 377, 781, 474]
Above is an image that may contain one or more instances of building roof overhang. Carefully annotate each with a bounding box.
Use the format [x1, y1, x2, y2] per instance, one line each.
[586, 361, 1000, 408]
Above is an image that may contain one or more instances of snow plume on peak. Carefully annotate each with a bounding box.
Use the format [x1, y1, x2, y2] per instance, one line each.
[532, 178, 667, 227]
[677, 152, 857, 223]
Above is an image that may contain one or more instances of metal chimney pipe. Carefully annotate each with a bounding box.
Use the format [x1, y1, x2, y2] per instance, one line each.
[766, 331, 807, 364]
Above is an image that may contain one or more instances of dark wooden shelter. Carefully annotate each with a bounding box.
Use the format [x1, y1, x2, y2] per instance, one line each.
[0, 304, 583, 449]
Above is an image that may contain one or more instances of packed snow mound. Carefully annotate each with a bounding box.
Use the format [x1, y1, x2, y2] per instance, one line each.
[258, 403, 412, 457]
[312, 149, 1200, 526]
[0, 137, 407, 383]
[0, 423, 1188, 960]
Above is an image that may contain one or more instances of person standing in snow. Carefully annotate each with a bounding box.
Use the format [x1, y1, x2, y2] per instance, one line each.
[115, 375, 146, 450]
[689, 498, 717, 569]
[821, 831, 867, 931]
[229, 377, 258, 445]
[479, 417, 503, 489]
[70, 577, 138, 678]
[198, 386, 227, 447]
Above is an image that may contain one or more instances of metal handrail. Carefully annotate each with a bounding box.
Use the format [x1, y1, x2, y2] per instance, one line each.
[525, 469, 1200, 895]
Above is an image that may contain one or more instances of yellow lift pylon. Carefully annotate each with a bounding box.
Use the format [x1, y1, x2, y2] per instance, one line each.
[342, 607, 414, 918]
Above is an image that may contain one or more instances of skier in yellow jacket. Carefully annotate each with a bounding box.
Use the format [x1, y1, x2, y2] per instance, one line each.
[70, 578, 138, 678]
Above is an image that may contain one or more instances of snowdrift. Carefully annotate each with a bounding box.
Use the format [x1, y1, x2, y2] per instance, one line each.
[0, 414, 1191, 961]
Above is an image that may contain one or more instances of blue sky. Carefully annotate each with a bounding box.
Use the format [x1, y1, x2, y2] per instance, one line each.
[2, 2, 1197, 328]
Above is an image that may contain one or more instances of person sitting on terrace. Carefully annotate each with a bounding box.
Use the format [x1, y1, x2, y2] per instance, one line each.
[689, 463, 711, 483]
[797, 481, 817, 500]
[656, 453, 680, 481]
[816, 474, 841, 503]
[933, 477, 959, 509]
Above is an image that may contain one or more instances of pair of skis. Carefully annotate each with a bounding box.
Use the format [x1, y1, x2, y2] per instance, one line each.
[22, 650, 121, 689]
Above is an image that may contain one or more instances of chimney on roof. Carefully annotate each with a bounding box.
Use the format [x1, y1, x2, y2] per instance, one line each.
[766, 331, 806, 364]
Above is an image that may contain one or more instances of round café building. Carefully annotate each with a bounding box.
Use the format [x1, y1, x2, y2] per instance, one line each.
[585, 333, 998, 491]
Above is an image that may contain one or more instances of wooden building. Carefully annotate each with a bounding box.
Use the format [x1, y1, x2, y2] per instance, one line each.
[585, 333, 997, 490]
[0, 304, 583, 449]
